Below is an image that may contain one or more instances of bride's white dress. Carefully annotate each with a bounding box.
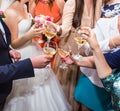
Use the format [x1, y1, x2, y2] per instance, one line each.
[3, 18, 71, 111]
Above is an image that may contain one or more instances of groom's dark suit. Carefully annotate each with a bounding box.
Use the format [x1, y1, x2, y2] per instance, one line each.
[0, 18, 35, 111]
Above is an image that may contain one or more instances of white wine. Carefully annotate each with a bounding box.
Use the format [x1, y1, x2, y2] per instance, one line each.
[43, 47, 56, 56]
[57, 48, 69, 58]
[44, 29, 56, 39]
[74, 37, 87, 45]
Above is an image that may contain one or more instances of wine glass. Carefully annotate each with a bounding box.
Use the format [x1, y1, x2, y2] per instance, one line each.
[72, 27, 87, 61]
[43, 41, 57, 68]
[57, 48, 69, 69]
[43, 23, 57, 43]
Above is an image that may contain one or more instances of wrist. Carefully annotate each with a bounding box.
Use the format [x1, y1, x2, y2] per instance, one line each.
[91, 43, 100, 51]
[92, 45, 101, 52]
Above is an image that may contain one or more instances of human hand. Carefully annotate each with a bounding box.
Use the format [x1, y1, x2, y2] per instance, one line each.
[44, 21, 61, 36]
[30, 54, 53, 68]
[9, 50, 21, 62]
[26, 25, 44, 39]
[80, 27, 99, 51]
[60, 50, 75, 65]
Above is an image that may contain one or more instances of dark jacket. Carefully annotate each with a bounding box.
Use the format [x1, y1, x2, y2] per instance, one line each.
[0, 18, 34, 111]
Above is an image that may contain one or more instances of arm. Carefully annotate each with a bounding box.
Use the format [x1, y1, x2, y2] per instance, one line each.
[74, 45, 120, 69]
[59, 0, 75, 37]
[0, 54, 52, 84]
[4, 8, 43, 49]
[92, 46, 112, 78]
[48, 0, 75, 37]
[97, 35, 120, 52]
[56, 0, 65, 15]
[109, 36, 120, 49]
[29, 0, 36, 17]
[64, 53, 95, 68]
[81, 27, 112, 79]
[0, 59, 34, 84]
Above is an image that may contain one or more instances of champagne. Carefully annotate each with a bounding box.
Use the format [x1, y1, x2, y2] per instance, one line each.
[43, 47, 56, 56]
[74, 37, 87, 45]
[44, 29, 56, 39]
[57, 48, 69, 58]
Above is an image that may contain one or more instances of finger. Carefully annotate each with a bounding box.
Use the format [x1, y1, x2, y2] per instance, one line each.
[80, 27, 91, 35]
[14, 59, 19, 62]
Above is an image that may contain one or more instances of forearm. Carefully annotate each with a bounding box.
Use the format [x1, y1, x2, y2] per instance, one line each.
[0, 59, 34, 83]
[98, 36, 120, 52]
[75, 56, 95, 68]
[93, 47, 112, 78]
[29, 0, 36, 17]
[109, 36, 120, 49]
[11, 34, 32, 49]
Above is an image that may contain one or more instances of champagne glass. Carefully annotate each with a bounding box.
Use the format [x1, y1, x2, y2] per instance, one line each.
[43, 41, 57, 68]
[57, 48, 69, 69]
[72, 27, 87, 61]
[43, 23, 57, 43]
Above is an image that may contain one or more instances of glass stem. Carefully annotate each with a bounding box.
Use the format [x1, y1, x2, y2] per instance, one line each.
[77, 45, 81, 56]
[47, 38, 51, 43]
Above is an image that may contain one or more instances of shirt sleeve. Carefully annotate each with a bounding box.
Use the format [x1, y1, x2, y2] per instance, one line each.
[0, 59, 34, 84]
[60, 0, 75, 37]
[104, 49, 120, 69]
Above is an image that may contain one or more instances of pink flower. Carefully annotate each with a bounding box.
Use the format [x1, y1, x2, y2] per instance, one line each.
[33, 15, 52, 28]
[0, 10, 5, 18]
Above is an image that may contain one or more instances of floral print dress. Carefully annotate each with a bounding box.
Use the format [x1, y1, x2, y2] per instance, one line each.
[101, 69, 120, 111]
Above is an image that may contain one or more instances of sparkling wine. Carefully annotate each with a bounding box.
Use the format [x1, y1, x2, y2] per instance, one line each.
[44, 29, 56, 40]
[57, 48, 69, 58]
[43, 47, 56, 56]
[74, 37, 87, 45]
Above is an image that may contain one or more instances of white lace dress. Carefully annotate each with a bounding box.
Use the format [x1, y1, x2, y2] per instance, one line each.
[3, 18, 71, 111]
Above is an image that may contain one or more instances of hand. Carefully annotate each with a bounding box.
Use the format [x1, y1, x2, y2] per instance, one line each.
[26, 25, 44, 39]
[9, 50, 21, 62]
[44, 21, 61, 35]
[80, 27, 99, 51]
[30, 54, 53, 68]
[61, 51, 74, 65]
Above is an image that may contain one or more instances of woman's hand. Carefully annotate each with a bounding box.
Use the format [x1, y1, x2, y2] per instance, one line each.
[25, 25, 44, 39]
[63, 52, 94, 68]
[79, 27, 99, 51]
[44, 21, 62, 36]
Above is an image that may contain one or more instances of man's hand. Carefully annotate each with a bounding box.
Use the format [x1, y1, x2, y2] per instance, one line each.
[30, 54, 53, 68]
[9, 50, 21, 62]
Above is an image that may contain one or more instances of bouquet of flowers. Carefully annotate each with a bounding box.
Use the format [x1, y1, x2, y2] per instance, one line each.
[33, 14, 53, 28]
[0, 10, 5, 18]
[32, 15, 53, 46]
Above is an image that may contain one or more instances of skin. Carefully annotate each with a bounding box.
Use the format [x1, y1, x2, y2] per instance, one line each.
[4, 0, 43, 49]
[64, 27, 112, 79]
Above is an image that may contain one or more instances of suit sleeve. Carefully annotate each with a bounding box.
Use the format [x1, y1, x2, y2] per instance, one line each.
[0, 58, 34, 84]
[104, 49, 120, 69]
